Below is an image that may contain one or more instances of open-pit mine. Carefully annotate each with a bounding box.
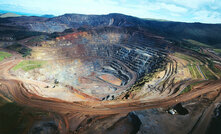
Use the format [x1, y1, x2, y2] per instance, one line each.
[0, 13, 221, 134]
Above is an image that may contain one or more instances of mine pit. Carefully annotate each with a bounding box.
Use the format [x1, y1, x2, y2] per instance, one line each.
[10, 42, 165, 101]
[1, 11, 221, 134]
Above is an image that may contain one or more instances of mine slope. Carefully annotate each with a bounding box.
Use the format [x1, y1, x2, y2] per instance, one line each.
[0, 13, 221, 134]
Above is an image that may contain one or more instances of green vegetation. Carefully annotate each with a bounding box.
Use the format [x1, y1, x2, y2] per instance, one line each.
[130, 72, 155, 91]
[200, 65, 217, 80]
[6, 43, 32, 57]
[129, 61, 167, 92]
[187, 65, 201, 79]
[0, 96, 9, 106]
[214, 49, 221, 54]
[174, 53, 200, 64]
[180, 81, 204, 95]
[172, 39, 213, 54]
[0, 103, 27, 134]
[192, 65, 202, 78]
[175, 52, 202, 79]
[0, 51, 12, 62]
[187, 65, 195, 77]
[13, 60, 47, 71]
[180, 85, 191, 94]
[172, 39, 201, 52]
[175, 53, 219, 80]
[0, 96, 28, 134]
[208, 60, 221, 77]
[26, 35, 47, 44]
[185, 39, 211, 48]
[0, 96, 50, 134]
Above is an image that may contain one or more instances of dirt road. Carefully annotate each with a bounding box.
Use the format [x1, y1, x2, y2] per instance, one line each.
[1, 58, 221, 133]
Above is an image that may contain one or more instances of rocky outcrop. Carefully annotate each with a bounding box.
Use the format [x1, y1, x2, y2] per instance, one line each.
[1, 13, 221, 50]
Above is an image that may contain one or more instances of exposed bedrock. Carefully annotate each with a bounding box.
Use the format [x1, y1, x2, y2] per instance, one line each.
[0, 13, 159, 33]
[14, 29, 168, 99]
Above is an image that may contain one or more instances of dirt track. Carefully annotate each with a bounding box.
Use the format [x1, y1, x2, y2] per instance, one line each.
[1, 59, 221, 133]
[0, 62, 221, 114]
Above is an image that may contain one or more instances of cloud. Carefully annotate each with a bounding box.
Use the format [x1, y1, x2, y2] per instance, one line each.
[0, 0, 221, 23]
[193, 10, 221, 23]
[0, 0, 187, 16]
[127, 1, 187, 14]
[172, 0, 213, 8]
[159, 3, 187, 13]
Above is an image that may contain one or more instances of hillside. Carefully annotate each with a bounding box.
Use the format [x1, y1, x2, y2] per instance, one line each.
[0, 13, 221, 48]
[0, 13, 22, 18]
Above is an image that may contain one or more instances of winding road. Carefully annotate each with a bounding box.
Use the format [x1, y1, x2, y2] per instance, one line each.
[1, 58, 221, 133]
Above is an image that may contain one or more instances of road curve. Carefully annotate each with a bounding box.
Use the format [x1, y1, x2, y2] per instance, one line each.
[1, 58, 221, 133]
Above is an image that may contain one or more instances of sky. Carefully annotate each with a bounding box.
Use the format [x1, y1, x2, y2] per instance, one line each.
[0, 0, 221, 23]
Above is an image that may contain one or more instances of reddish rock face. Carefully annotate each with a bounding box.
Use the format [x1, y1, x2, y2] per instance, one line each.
[56, 32, 88, 41]
[2, 12, 221, 134]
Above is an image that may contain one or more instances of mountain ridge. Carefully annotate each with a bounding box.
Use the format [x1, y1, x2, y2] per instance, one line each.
[0, 13, 221, 48]
[0, 12, 22, 18]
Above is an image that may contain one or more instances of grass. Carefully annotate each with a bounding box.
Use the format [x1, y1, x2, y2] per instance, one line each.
[200, 65, 217, 80]
[175, 52, 219, 80]
[174, 52, 200, 64]
[13, 60, 47, 71]
[214, 49, 221, 54]
[187, 65, 195, 78]
[180, 85, 191, 94]
[175, 53, 203, 79]
[176, 53, 218, 80]
[26, 35, 46, 44]
[208, 60, 221, 77]
[180, 81, 204, 95]
[129, 62, 167, 92]
[187, 65, 201, 79]
[130, 72, 155, 91]
[192, 65, 202, 78]
[6, 43, 32, 57]
[0, 51, 12, 62]
[185, 39, 212, 48]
